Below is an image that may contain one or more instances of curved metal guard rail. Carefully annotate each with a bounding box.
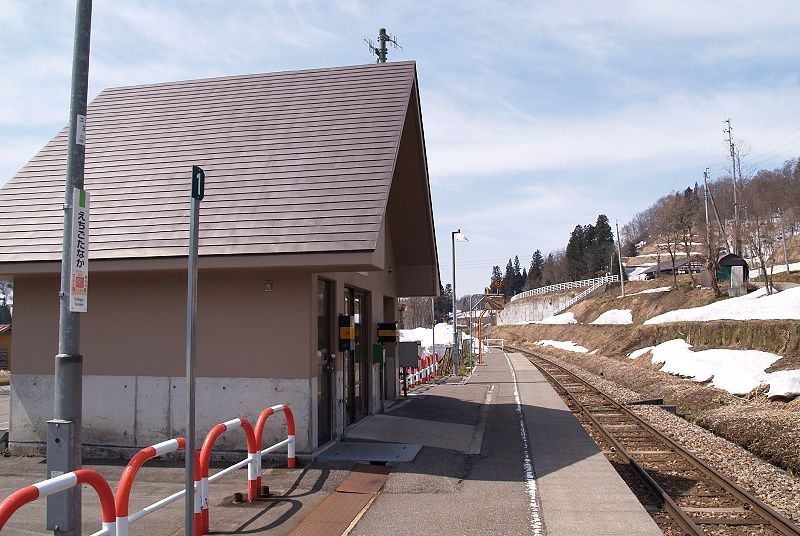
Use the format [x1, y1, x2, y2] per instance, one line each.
[254, 404, 297, 494]
[115, 438, 202, 536]
[199, 417, 258, 534]
[0, 469, 116, 535]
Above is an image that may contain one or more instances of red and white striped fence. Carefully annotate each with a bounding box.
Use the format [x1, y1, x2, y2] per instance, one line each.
[115, 438, 201, 536]
[199, 417, 258, 534]
[399, 352, 442, 391]
[0, 403, 296, 535]
[0, 469, 116, 535]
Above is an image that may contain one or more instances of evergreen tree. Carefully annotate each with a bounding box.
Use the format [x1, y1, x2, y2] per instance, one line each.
[527, 249, 544, 288]
[564, 225, 587, 280]
[502, 258, 515, 298]
[433, 283, 452, 323]
[512, 255, 524, 294]
[591, 214, 615, 276]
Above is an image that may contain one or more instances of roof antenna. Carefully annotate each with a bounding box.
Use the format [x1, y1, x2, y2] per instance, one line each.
[365, 28, 402, 63]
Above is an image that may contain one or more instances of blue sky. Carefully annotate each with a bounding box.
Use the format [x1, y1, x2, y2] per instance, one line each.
[2, 1, 800, 295]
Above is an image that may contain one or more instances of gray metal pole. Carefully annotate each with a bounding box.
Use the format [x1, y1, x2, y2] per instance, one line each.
[185, 166, 204, 536]
[430, 297, 435, 358]
[725, 119, 740, 255]
[378, 28, 387, 63]
[451, 230, 458, 374]
[615, 221, 625, 297]
[49, 1, 92, 533]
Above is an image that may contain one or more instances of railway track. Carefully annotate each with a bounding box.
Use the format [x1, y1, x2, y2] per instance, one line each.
[513, 346, 800, 536]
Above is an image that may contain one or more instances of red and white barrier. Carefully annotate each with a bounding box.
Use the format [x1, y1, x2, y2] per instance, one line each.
[0, 402, 296, 536]
[253, 404, 297, 494]
[114, 438, 202, 536]
[0, 469, 116, 535]
[199, 418, 258, 534]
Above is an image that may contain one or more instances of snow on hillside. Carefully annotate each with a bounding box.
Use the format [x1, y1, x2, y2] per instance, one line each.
[535, 340, 589, 353]
[538, 312, 577, 324]
[624, 286, 672, 297]
[644, 286, 800, 324]
[752, 261, 800, 278]
[627, 339, 800, 398]
[591, 309, 633, 325]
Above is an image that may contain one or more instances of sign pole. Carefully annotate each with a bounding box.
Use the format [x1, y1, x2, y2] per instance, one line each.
[48, 1, 92, 533]
[185, 165, 204, 536]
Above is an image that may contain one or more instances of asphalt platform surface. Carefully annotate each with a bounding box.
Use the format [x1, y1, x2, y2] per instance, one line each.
[0, 351, 661, 534]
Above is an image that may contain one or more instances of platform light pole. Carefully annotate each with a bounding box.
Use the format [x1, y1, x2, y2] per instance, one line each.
[48, 1, 92, 533]
[451, 230, 468, 373]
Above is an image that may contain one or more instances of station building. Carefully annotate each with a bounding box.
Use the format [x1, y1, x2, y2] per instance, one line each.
[0, 62, 439, 456]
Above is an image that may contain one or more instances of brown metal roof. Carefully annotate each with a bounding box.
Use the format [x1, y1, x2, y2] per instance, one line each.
[0, 62, 420, 263]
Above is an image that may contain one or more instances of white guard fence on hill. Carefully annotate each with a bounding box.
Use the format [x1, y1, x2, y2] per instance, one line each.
[509, 275, 620, 303]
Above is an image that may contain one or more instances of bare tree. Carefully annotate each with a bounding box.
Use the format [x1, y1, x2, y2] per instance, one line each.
[655, 195, 685, 289]
[741, 183, 778, 294]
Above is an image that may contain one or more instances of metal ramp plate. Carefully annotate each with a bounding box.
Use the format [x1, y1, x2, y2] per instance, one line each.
[317, 441, 422, 463]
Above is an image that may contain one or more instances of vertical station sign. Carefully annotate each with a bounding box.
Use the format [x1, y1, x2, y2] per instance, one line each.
[69, 188, 90, 312]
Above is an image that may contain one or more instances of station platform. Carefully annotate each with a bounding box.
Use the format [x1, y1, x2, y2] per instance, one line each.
[347, 350, 662, 536]
[0, 352, 661, 535]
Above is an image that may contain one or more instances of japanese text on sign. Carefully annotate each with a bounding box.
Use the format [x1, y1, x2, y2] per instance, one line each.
[69, 189, 90, 312]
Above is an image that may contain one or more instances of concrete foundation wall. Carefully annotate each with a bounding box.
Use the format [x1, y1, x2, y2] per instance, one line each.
[10, 374, 311, 456]
[498, 284, 609, 325]
[497, 294, 575, 325]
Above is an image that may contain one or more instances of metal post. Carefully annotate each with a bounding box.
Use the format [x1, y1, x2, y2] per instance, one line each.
[615, 221, 625, 297]
[468, 295, 473, 357]
[48, 1, 92, 533]
[430, 297, 435, 359]
[378, 28, 388, 63]
[451, 230, 458, 374]
[185, 166, 205, 536]
[725, 119, 740, 255]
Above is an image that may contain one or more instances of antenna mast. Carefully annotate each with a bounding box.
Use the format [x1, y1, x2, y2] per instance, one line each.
[365, 27, 402, 63]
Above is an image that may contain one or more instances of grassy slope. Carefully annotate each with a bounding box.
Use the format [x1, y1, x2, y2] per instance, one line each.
[493, 278, 800, 472]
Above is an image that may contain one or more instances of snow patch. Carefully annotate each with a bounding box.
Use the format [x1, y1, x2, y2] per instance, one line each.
[631, 339, 799, 398]
[628, 346, 654, 359]
[624, 286, 672, 297]
[591, 309, 633, 325]
[537, 312, 577, 324]
[644, 287, 800, 324]
[765, 370, 800, 399]
[400, 323, 466, 355]
[535, 340, 589, 353]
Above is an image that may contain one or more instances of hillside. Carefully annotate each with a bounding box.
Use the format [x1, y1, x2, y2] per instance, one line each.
[491, 280, 800, 472]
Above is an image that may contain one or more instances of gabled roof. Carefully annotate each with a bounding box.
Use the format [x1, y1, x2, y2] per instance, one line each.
[0, 62, 432, 269]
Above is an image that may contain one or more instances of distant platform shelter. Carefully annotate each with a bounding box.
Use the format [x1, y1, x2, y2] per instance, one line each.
[0, 62, 439, 456]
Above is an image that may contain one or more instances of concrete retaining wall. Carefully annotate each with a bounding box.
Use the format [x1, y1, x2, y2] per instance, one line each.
[497, 284, 608, 325]
[9, 374, 311, 457]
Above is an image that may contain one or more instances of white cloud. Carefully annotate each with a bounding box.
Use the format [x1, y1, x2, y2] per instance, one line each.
[423, 82, 800, 181]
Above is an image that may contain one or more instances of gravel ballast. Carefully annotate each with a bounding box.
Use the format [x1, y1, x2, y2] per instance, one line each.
[518, 346, 800, 525]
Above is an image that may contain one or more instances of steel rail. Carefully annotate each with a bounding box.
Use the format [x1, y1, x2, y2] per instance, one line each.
[516, 346, 800, 536]
[527, 353, 701, 535]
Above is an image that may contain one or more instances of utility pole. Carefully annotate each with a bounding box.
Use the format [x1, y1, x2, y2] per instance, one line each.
[724, 119, 740, 255]
[615, 220, 625, 297]
[705, 171, 731, 252]
[703, 168, 712, 254]
[365, 28, 401, 63]
[48, 1, 92, 533]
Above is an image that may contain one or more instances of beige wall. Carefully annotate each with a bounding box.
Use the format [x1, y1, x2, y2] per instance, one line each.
[13, 269, 313, 379]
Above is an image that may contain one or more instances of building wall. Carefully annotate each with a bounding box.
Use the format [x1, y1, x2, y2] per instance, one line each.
[10, 256, 402, 455]
[10, 269, 316, 455]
